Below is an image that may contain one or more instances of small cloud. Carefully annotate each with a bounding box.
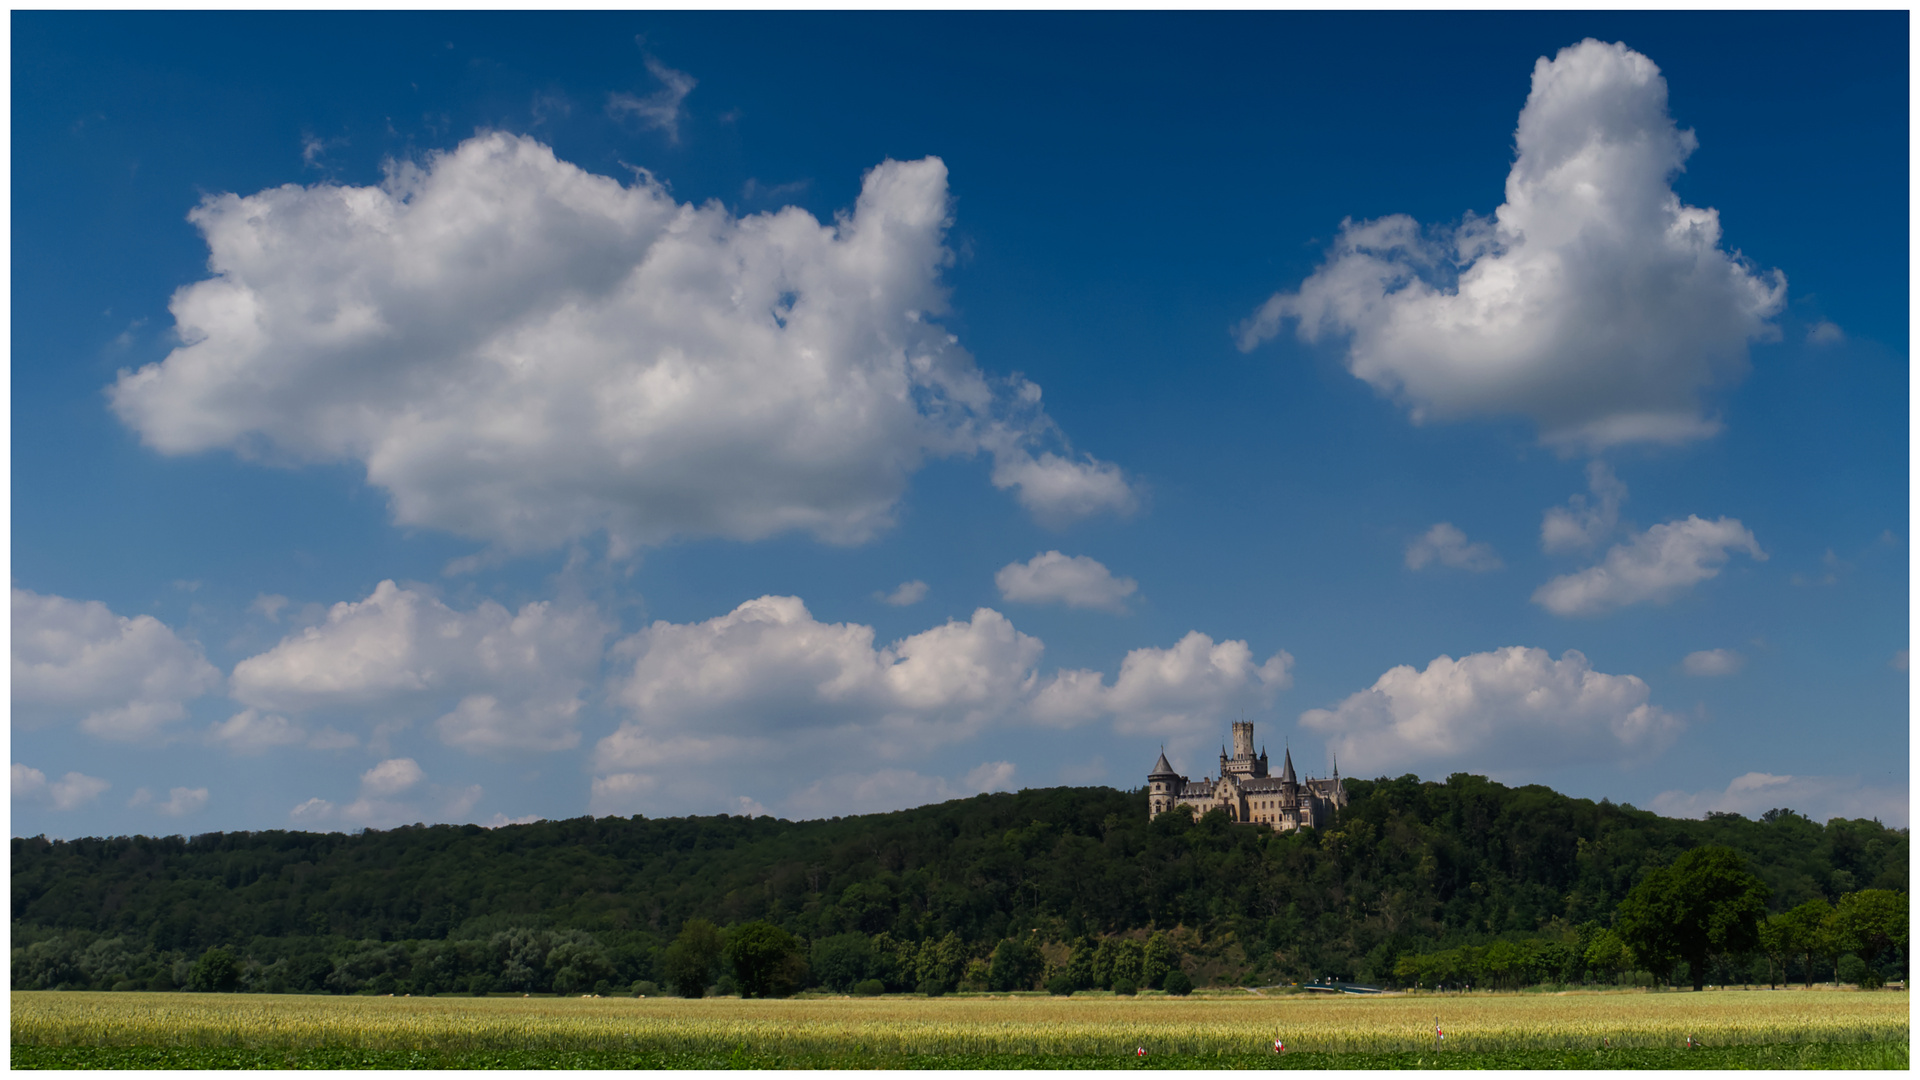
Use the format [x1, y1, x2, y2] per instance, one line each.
[155, 786, 209, 816]
[207, 709, 307, 753]
[1652, 772, 1907, 827]
[439, 784, 483, 819]
[877, 580, 929, 607]
[13, 763, 111, 811]
[1892, 650, 1908, 672]
[1533, 516, 1765, 617]
[742, 177, 810, 204]
[360, 758, 425, 798]
[300, 132, 348, 168]
[1405, 522, 1502, 572]
[482, 813, 544, 828]
[607, 56, 697, 143]
[964, 761, 1017, 793]
[1681, 648, 1745, 677]
[996, 551, 1138, 613]
[172, 579, 202, 592]
[1807, 320, 1845, 346]
[128, 787, 152, 808]
[1542, 462, 1627, 553]
[734, 796, 772, 818]
[250, 593, 291, 621]
[1790, 548, 1845, 587]
[290, 796, 334, 824]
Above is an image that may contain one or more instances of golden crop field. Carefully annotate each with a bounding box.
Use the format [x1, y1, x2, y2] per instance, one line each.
[12, 989, 1906, 1057]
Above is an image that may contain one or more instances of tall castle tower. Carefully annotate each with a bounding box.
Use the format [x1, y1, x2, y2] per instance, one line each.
[1147, 749, 1179, 818]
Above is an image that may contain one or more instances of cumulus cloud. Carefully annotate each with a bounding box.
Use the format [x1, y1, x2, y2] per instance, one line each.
[995, 551, 1139, 612]
[1032, 632, 1293, 745]
[1542, 462, 1627, 552]
[205, 709, 308, 753]
[606, 56, 697, 143]
[1236, 40, 1785, 450]
[877, 580, 929, 606]
[107, 135, 1134, 557]
[591, 595, 1289, 816]
[1681, 648, 1744, 677]
[1300, 646, 1682, 776]
[230, 581, 609, 753]
[12, 763, 111, 810]
[1652, 772, 1907, 828]
[1806, 320, 1845, 346]
[1404, 524, 1502, 572]
[12, 588, 222, 740]
[290, 757, 479, 828]
[1533, 516, 1765, 616]
[153, 786, 209, 817]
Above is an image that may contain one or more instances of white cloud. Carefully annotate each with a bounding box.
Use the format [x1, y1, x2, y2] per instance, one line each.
[1652, 772, 1907, 828]
[290, 757, 477, 828]
[995, 551, 1139, 612]
[1236, 40, 1785, 451]
[12, 763, 111, 811]
[250, 594, 291, 622]
[591, 594, 1288, 816]
[206, 709, 309, 753]
[1032, 632, 1293, 746]
[606, 56, 697, 143]
[230, 580, 608, 753]
[482, 813, 545, 828]
[1806, 320, 1845, 346]
[359, 757, 425, 798]
[877, 580, 929, 606]
[1404, 523, 1502, 572]
[1300, 646, 1682, 777]
[107, 135, 1133, 557]
[154, 787, 209, 817]
[1542, 462, 1627, 552]
[1532, 515, 1765, 616]
[12, 588, 222, 740]
[1681, 648, 1744, 677]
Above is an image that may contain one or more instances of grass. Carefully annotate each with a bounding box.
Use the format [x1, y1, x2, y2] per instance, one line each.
[12, 988, 1907, 1069]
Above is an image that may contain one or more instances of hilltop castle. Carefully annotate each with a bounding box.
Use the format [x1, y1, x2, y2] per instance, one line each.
[1147, 721, 1346, 833]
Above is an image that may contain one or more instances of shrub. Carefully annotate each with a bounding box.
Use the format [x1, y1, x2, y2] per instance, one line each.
[1111, 977, 1137, 996]
[917, 978, 949, 997]
[631, 980, 660, 997]
[1163, 970, 1193, 996]
[1837, 954, 1867, 986]
[852, 978, 886, 996]
[1046, 973, 1075, 996]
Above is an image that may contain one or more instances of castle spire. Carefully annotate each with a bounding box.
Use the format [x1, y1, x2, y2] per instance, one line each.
[1280, 746, 1297, 785]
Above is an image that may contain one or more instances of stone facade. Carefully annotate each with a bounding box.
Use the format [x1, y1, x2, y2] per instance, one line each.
[1146, 721, 1345, 833]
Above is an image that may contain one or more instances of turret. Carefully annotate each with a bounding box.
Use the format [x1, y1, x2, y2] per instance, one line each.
[1147, 748, 1181, 820]
[1280, 747, 1297, 785]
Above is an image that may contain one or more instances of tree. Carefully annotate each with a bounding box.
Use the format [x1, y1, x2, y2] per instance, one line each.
[810, 932, 872, 993]
[724, 921, 803, 998]
[1614, 847, 1770, 992]
[1777, 898, 1833, 988]
[1829, 890, 1907, 989]
[988, 936, 1044, 991]
[1756, 914, 1789, 989]
[187, 946, 240, 993]
[663, 919, 723, 999]
[1142, 932, 1174, 989]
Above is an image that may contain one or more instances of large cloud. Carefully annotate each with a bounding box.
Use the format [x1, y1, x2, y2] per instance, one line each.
[230, 580, 609, 752]
[1031, 632, 1293, 746]
[590, 596, 1291, 816]
[1532, 515, 1764, 616]
[1237, 40, 1785, 450]
[12, 588, 222, 740]
[1300, 646, 1681, 776]
[1652, 772, 1907, 828]
[107, 134, 1133, 556]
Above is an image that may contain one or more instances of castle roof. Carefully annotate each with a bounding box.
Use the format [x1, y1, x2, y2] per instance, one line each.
[1280, 748, 1297, 784]
[1149, 750, 1178, 778]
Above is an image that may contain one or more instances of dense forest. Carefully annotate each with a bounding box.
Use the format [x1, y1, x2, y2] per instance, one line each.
[13, 773, 1908, 994]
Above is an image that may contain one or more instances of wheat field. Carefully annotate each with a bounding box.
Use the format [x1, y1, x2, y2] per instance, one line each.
[11, 989, 1906, 1057]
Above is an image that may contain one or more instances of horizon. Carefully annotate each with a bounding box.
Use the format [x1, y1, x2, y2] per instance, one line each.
[12, 12, 1908, 840]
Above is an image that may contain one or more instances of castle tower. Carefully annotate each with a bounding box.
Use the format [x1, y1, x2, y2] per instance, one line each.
[1231, 721, 1255, 760]
[1147, 749, 1180, 820]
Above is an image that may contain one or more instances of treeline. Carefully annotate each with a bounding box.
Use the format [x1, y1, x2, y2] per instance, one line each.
[12, 774, 1909, 993]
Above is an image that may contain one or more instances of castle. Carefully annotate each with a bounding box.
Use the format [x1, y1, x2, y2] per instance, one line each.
[1147, 721, 1346, 832]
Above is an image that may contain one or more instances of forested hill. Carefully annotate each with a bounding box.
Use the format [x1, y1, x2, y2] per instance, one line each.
[13, 774, 1907, 988]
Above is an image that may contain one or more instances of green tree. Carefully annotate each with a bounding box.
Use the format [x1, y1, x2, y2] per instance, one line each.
[809, 932, 872, 993]
[1829, 889, 1907, 989]
[723, 921, 803, 998]
[1778, 898, 1833, 988]
[988, 936, 1044, 991]
[1614, 847, 1770, 991]
[1142, 931, 1174, 989]
[662, 919, 723, 999]
[187, 946, 240, 993]
[1756, 914, 1789, 989]
[1582, 928, 1630, 984]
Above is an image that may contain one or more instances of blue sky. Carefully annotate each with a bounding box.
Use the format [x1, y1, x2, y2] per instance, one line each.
[12, 12, 1908, 838]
